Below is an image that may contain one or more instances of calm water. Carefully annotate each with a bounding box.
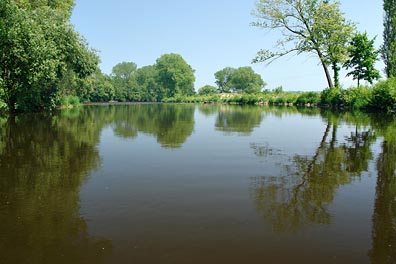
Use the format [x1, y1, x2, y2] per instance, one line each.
[0, 104, 395, 264]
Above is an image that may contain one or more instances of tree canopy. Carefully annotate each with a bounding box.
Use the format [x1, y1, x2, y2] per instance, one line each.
[382, 0, 396, 77]
[252, 0, 355, 88]
[344, 32, 381, 87]
[155, 53, 196, 98]
[0, 0, 98, 111]
[214, 66, 265, 94]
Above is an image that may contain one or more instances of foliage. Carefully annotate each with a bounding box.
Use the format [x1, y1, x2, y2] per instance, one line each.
[134, 65, 161, 102]
[214, 66, 266, 93]
[111, 61, 138, 102]
[155, 53, 195, 99]
[320, 87, 342, 106]
[340, 86, 372, 109]
[214, 67, 237, 93]
[295, 92, 321, 105]
[371, 78, 396, 112]
[59, 95, 80, 108]
[198, 85, 219, 95]
[252, 0, 355, 88]
[344, 32, 381, 87]
[0, 0, 98, 112]
[382, 0, 396, 77]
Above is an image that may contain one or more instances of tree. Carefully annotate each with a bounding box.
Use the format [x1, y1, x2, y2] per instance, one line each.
[111, 61, 138, 102]
[0, 0, 98, 111]
[155, 53, 195, 99]
[198, 85, 219, 95]
[134, 65, 161, 102]
[382, 0, 396, 77]
[344, 32, 381, 87]
[231, 66, 266, 93]
[214, 67, 237, 93]
[252, 0, 355, 88]
[215, 66, 265, 93]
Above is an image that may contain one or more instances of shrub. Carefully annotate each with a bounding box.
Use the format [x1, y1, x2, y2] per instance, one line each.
[341, 86, 372, 110]
[59, 95, 80, 108]
[296, 92, 321, 105]
[371, 78, 396, 112]
[320, 87, 342, 106]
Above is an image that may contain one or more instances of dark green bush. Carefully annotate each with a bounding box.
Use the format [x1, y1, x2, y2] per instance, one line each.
[320, 87, 342, 106]
[371, 78, 396, 112]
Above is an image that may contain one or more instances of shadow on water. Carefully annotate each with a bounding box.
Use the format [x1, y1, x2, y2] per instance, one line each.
[0, 110, 112, 264]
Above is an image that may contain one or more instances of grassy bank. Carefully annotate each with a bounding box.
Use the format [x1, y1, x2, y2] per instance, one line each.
[163, 79, 396, 113]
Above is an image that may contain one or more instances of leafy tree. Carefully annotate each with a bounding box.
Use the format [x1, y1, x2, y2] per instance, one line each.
[134, 65, 161, 102]
[215, 66, 265, 93]
[344, 32, 381, 87]
[252, 0, 355, 88]
[214, 67, 237, 93]
[111, 61, 138, 102]
[155, 53, 195, 99]
[382, 0, 396, 77]
[0, 0, 98, 111]
[231, 66, 266, 93]
[14, 0, 75, 17]
[198, 85, 219, 95]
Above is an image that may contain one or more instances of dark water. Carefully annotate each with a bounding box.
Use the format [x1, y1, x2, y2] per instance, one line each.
[0, 104, 395, 264]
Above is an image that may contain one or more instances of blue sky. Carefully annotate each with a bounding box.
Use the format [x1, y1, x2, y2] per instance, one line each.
[71, 0, 383, 91]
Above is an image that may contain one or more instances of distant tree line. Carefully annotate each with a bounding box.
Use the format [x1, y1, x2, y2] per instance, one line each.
[73, 55, 266, 103]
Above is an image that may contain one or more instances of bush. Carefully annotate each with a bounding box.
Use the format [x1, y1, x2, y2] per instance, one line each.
[341, 86, 372, 110]
[371, 78, 396, 112]
[296, 92, 321, 105]
[59, 95, 81, 108]
[320, 87, 342, 106]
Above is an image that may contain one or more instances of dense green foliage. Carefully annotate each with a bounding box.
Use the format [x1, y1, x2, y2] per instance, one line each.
[382, 0, 396, 77]
[252, 0, 355, 88]
[156, 53, 195, 98]
[344, 32, 381, 87]
[198, 85, 219, 95]
[214, 66, 265, 93]
[0, 0, 98, 112]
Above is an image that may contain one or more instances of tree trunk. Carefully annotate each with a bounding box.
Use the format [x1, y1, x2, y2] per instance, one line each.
[321, 60, 334, 88]
[332, 61, 340, 88]
[316, 49, 333, 88]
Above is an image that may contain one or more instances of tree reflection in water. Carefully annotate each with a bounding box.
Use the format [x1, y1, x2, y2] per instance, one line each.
[250, 111, 376, 233]
[0, 110, 112, 264]
[369, 117, 396, 264]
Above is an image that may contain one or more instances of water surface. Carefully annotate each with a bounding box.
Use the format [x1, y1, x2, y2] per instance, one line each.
[0, 104, 395, 263]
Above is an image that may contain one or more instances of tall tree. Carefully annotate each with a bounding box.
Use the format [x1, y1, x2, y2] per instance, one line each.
[155, 53, 195, 99]
[252, 0, 355, 88]
[215, 66, 266, 93]
[344, 32, 381, 87]
[111, 62, 137, 101]
[214, 67, 237, 93]
[0, 0, 97, 111]
[382, 0, 396, 77]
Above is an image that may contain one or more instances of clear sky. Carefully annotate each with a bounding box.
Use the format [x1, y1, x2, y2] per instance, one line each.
[71, 0, 383, 92]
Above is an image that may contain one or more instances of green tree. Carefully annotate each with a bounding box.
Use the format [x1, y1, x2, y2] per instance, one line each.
[111, 61, 138, 102]
[134, 65, 161, 102]
[215, 66, 265, 93]
[0, 1, 98, 111]
[231, 66, 266, 93]
[252, 0, 355, 88]
[344, 32, 381, 87]
[155, 53, 195, 99]
[198, 85, 219, 95]
[214, 67, 237, 93]
[382, 0, 396, 77]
